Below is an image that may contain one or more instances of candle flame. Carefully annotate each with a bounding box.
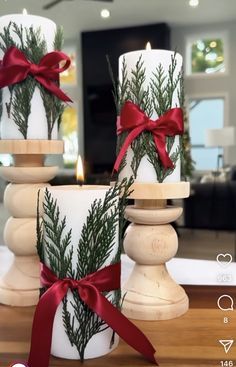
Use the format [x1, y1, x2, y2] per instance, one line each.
[22, 8, 28, 15]
[146, 42, 152, 50]
[76, 155, 84, 185]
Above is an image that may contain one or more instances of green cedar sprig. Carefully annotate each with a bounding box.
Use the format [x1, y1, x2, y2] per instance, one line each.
[11, 77, 35, 139]
[37, 179, 133, 362]
[36, 190, 44, 264]
[39, 85, 65, 139]
[0, 22, 15, 52]
[107, 55, 130, 115]
[40, 188, 74, 279]
[54, 26, 64, 51]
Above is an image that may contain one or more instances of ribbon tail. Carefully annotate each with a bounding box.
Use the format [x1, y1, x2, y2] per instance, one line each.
[113, 126, 145, 173]
[35, 76, 72, 103]
[154, 135, 174, 169]
[27, 282, 68, 367]
[83, 288, 158, 365]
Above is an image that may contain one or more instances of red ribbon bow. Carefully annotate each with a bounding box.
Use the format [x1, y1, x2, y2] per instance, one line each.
[22, 262, 157, 367]
[114, 101, 184, 173]
[0, 46, 72, 102]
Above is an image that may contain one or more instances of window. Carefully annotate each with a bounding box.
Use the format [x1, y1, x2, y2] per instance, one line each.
[60, 43, 79, 168]
[60, 106, 78, 168]
[186, 32, 228, 76]
[60, 46, 77, 86]
[0, 154, 12, 167]
[188, 97, 225, 170]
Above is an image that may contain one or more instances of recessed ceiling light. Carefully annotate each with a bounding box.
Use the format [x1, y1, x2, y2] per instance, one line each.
[189, 0, 199, 7]
[101, 9, 110, 19]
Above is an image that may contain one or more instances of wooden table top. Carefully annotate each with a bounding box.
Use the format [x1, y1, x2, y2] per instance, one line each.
[0, 285, 236, 367]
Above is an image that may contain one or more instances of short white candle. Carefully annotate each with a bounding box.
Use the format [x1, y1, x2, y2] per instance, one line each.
[0, 14, 58, 140]
[118, 48, 183, 183]
[42, 185, 119, 359]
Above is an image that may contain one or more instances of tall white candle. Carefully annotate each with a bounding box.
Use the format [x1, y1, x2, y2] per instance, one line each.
[0, 14, 58, 140]
[42, 185, 119, 359]
[118, 49, 183, 183]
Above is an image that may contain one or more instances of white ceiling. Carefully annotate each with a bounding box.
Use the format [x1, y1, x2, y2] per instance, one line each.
[0, 0, 236, 40]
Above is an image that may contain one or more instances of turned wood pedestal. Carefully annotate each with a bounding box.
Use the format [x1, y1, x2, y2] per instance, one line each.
[0, 140, 63, 306]
[122, 182, 190, 320]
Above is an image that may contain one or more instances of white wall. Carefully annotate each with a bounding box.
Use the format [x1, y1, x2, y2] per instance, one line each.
[171, 20, 236, 166]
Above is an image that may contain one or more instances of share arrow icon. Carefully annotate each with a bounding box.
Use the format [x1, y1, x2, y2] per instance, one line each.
[219, 340, 234, 354]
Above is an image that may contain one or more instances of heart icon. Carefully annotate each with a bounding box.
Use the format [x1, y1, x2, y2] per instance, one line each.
[216, 253, 233, 268]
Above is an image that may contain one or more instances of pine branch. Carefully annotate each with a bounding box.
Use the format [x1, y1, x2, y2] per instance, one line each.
[25, 26, 47, 63]
[39, 85, 65, 139]
[0, 22, 16, 52]
[107, 55, 130, 115]
[151, 64, 168, 116]
[177, 67, 185, 109]
[42, 188, 73, 279]
[36, 190, 44, 263]
[11, 77, 36, 139]
[129, 55, 147, 108]
[130, 133, 146, 178]
[116, 131, 129, 175]
[39, 182, 132, 361]
[76, 188, 120, 279]
[64, 180, 132, 360]
[118, 57, 130, 111]
[0, 22, 18, 116]
[12, 23, 25, 52]
[54, 26, 64, 50]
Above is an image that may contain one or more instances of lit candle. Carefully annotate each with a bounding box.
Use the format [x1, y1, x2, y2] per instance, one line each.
[117, 43, 183, 183]
[0, 13, 58, 140]
[76, 155, 84, 186]
[41, 158, 119, 359]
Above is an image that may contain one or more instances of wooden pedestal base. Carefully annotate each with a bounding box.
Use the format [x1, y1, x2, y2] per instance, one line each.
[0, 140, 63, 306]
[0, 254, 39, 306]
[122, 182, 190, 320]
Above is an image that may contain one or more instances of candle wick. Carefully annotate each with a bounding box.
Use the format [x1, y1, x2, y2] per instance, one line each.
[77, 180, 83, 187]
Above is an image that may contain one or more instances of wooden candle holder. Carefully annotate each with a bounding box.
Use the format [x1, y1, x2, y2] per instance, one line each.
[0, 140, 63, 306]
[122, 182, 190, 320]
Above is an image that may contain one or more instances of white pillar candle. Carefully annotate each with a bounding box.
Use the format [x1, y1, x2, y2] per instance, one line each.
[42, 185, 119, 360]
[118, 49, 183, 183]
[0, 14, 58, 140]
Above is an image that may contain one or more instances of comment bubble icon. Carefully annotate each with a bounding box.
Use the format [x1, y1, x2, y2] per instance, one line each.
[217, 295, 234, 311]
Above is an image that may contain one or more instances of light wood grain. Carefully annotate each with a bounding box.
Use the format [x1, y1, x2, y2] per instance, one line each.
[123, 200, 188, 320]
[0, 166, 59, 183]
[0, 287, 235, 366]
[128, 182, 190, 200]
[0, 140, 64, 155]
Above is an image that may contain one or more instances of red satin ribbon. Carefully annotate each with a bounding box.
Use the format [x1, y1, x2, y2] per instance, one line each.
[114, 101, 184, 172]
[0, 46, 72, 102]
[23, 262, 158, 367]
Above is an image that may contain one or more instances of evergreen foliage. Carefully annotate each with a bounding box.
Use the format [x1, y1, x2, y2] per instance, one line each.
[11, 77, 35, 139]
[109, 52, 193, 182]
[37, 179, 133, 361]
[0, 22, 65, 139]
[54, 26, 64, 51]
